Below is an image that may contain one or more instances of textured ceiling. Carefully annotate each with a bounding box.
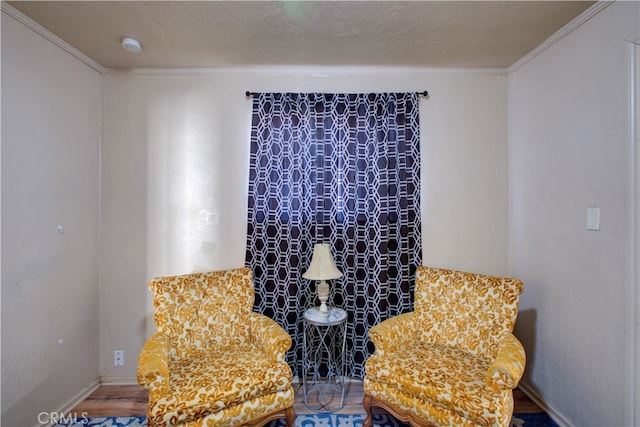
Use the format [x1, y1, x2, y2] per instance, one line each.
[7, 1, 595, 70]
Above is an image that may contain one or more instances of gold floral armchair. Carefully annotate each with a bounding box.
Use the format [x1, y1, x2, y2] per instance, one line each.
[363, 266, 525, 427]
[137, 267, 295, 427]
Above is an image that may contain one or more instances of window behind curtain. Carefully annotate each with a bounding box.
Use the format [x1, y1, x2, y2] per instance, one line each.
[246, 92, 422, 378]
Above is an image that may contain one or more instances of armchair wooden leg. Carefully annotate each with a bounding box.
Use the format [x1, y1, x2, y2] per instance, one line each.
[362, 394, 437, 427]
[363, 394, 374, 427]
[283, 406, 295, 427]
[242, 406, 295, 427]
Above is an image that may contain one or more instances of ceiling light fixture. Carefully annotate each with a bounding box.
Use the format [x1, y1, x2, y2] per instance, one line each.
[121, 37, 141, 53]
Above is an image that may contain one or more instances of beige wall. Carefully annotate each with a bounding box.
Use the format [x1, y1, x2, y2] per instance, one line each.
[1, 11, 102, 427]
[100, 69, 509, 380]
[509, 2, 639, 426]
[18, 2, 639, 425]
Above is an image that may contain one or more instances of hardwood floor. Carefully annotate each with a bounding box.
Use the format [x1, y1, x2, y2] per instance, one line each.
[71, 382, 543, 417]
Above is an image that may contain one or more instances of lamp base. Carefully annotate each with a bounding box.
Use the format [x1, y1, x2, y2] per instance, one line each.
[317, 280, 330, 316]
[317, 302, 330, 316]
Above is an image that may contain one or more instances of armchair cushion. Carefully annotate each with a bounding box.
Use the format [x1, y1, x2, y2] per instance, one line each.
[149, 269, 253, 360]
[414, 267, 523, 362]
[148, 343, 293, 426]
[365, 336, 517, 426]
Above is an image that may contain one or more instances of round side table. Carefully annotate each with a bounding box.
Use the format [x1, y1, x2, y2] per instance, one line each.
[302, 307, 348, 412]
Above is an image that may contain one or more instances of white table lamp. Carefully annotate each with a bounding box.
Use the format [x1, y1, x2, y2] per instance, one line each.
[303, 243, 342, 316]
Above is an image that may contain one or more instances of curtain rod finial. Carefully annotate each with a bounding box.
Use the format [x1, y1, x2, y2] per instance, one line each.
[245, 91, 252, 97]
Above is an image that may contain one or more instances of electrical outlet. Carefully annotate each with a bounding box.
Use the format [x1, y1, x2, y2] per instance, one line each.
[114, 350, 124, 367]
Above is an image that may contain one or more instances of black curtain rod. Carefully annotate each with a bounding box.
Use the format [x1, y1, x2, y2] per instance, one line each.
[245, 91, 428, 97]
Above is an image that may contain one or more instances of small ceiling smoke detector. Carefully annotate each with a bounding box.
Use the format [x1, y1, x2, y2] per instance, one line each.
[121, 37, 141, 53]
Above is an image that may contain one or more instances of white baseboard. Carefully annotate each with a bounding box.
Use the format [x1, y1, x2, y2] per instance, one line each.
[36, 378, 101, 427]
[517, 381, 573, 427]
[58, 378, 101, 415]
[100, 376, 139, 385]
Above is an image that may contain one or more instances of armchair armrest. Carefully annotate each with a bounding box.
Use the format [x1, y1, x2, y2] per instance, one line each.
[137, 331, 171, 400]
[368, 312, 419, 356]
[248, 312, 292, 362]
[486, 333, 526, 391]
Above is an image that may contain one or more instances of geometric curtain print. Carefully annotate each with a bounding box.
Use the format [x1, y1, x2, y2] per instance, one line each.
[246, 93, 422, 378]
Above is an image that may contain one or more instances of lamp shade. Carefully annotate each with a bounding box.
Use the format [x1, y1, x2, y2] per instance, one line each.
[302, 243, 342, 280]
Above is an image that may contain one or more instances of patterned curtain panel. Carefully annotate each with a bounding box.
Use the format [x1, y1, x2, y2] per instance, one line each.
[246, 93, 422, 378]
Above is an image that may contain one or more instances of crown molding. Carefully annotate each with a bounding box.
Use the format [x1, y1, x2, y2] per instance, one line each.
[1, 2, 106, 74]
[508, 1, 614, 74]
[104, 65, 508, 77]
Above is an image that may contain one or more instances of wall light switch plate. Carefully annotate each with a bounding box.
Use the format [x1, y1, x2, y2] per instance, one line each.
[587, 207, 600, 231]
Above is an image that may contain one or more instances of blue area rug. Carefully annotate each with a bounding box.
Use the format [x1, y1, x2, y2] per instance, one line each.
[53, 418, 146, 427]
[511, 412, 559, 427]
[53, 413, 558, 426]
[268, 413, 559, 427]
